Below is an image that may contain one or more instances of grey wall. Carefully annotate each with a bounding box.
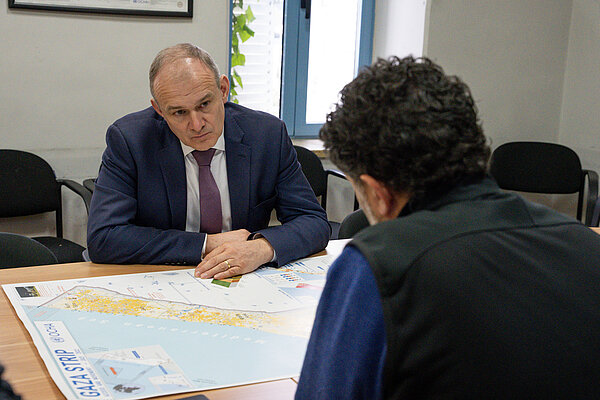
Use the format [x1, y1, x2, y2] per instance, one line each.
[374, 0, 599, 219]
[0, 0, 229, 245]
[559, 0, 600, 174]
[424, 0, 573, 148]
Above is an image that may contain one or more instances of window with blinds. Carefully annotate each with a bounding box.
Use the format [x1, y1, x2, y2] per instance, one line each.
[230, 0, 376, 137]
[231, 0, 284, 118]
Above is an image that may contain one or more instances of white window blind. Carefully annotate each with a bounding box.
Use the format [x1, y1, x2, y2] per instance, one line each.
[232, 0, 284, 118]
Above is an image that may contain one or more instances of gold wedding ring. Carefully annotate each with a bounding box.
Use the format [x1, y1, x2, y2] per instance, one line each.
[224, 260, 231, 270]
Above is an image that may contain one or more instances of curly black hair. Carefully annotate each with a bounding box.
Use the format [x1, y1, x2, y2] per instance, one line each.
[320, 56, 490, 205]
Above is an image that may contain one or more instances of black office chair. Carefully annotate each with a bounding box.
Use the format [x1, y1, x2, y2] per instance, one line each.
[294, 145, 357, 239]
[489, 142, 598, 226]
[338, 209, 370, 239]
[0, 232, 58, 268]
[0, 150, 92, 263]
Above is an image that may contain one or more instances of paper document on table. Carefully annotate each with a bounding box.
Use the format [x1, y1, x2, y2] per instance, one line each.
[2, 253, 337, 400]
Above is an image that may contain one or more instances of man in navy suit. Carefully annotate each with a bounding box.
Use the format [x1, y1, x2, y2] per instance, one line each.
[87, 43, 330, 279]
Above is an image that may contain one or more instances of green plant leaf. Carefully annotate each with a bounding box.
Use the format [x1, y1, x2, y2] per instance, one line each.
[240, 25, 255, 42]
[236, 14, 246, 29]
[230, 0, 260, 105]
[231, 53, 246, 67]
[246, 6, 255, 23]
[233, 70, 243, 89]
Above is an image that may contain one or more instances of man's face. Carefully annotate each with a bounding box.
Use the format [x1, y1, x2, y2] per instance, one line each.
[151, 58, 229, 151]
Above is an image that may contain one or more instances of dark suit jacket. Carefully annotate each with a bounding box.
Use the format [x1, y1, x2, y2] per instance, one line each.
[87, 102, 330, 265]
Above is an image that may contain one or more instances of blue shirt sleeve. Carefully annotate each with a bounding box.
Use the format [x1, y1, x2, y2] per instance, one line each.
[295, 245, 386, 400]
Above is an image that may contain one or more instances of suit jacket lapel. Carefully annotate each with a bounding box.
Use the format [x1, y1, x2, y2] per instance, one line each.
[224, 108, 251, 230]
[157, 123, 187, 230]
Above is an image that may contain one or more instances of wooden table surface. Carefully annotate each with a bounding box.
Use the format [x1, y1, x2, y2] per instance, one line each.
[0, 240, 350, 400]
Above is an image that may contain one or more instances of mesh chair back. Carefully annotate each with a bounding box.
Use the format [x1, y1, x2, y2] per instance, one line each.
[489, 142, 582, 194]
[0, 150, 61, 217]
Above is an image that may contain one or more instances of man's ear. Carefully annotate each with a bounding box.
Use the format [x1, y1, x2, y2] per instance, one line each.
[359, 174, 409, 221]
[151, 99, 163, 117]
[359, 175, 394, 218]
[219, 75, 230, 103]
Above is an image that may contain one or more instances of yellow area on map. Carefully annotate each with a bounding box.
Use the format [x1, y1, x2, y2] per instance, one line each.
[42, 286, 315, 338]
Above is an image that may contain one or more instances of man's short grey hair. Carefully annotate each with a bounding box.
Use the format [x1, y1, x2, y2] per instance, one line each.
[149, 43, 221, 99]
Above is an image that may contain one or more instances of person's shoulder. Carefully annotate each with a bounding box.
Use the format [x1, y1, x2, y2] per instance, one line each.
[108, 106, 168, 144]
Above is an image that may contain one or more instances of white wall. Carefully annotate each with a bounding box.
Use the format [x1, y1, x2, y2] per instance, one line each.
[373, 0, 427, 59]
[0, 0, 229, 246]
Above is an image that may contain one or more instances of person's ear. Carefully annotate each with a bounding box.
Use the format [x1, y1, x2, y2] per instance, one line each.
[360, 175, 394, 218]
[359, 174, 409, 221]
[219, 75, 230, 103]
[151, 99, 163, 117]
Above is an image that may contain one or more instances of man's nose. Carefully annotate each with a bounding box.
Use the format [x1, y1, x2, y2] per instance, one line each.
[190, 111, 205, 131]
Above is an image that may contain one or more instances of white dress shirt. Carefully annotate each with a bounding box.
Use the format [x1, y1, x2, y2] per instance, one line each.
[181, 132, 232, 234]
[180, 132, 276, 262]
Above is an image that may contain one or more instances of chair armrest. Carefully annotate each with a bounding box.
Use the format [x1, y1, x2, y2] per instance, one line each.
[592, 198, 600, 227]
[325, 169, 347, 181]
[58, 179, 92, 214]
[325, 169, 359, 211]
[583, 169, 599, 226]
[83, 178, 96, 193]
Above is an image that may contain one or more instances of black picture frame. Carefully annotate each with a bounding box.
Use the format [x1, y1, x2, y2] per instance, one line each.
[8, 0, 193, 18]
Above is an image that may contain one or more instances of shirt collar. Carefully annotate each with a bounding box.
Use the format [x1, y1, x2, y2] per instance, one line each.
[180, 129, 226, 156]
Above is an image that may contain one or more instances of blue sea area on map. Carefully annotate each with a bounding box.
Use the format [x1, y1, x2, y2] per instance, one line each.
[25, 305, 309, 397]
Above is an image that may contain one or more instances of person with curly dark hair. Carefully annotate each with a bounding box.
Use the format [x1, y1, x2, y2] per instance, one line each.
[295, 56, 600, 399]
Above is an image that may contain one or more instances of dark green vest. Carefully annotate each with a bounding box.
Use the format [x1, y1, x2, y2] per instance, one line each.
[352, 178, 600, 399]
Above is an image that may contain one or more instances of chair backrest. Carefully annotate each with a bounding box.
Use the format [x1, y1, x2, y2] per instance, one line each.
[0, 150, 61, 216]
[0, 232, 58, 268]
[489, 141, 599, 225]
[489, 142, 582, 194]
[294, 145, 326, 198]
[338, 209, 370, 239]
[0, 149, 63, 235]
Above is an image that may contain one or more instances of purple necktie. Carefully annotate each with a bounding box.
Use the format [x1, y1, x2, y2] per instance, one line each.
[192, 149, 222, 234]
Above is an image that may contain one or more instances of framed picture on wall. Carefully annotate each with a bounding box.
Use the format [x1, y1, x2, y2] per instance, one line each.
[8, 0, 193, 17]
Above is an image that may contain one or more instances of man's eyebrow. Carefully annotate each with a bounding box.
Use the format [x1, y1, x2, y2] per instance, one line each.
[165, 104, 184, 113]
[195, 92, 214, 105]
